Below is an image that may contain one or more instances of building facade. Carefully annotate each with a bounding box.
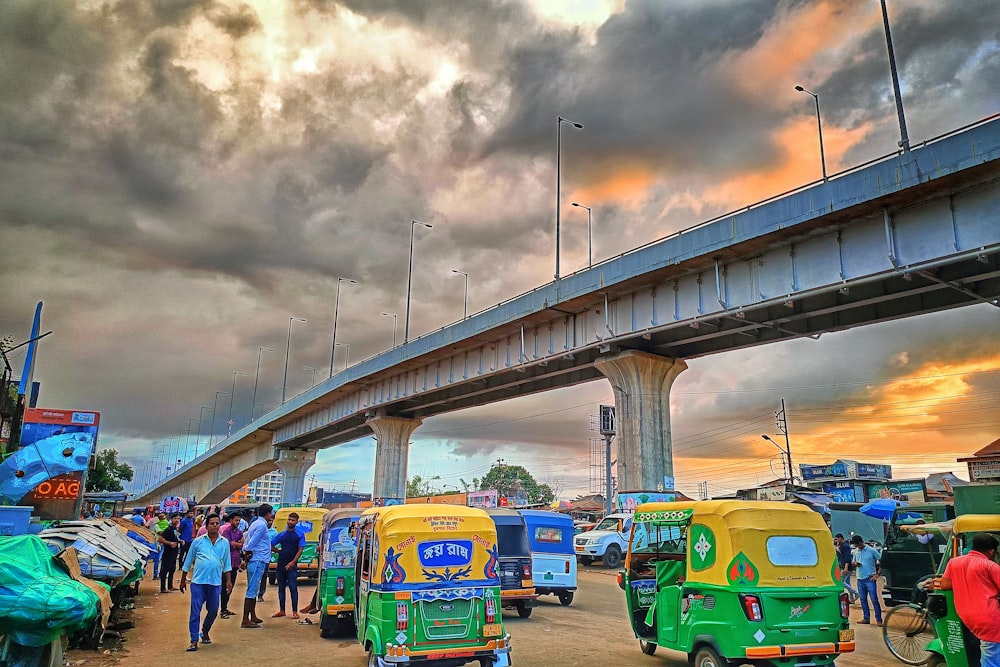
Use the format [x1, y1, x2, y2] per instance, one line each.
[228, 470, 284, 506]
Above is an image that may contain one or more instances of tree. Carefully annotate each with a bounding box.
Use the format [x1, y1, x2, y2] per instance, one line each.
[406, 474, 439, 498]
[479, 463, 554, 504]
[86, 448, 134, 492]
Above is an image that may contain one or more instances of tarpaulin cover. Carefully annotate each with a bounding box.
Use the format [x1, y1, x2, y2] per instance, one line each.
[0, 535, 100, 646]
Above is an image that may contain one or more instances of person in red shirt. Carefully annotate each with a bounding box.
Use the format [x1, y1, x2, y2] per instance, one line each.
[939, 533, 1000, 667]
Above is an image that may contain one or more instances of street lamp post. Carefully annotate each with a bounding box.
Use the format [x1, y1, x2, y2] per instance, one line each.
[794, 86, 827, 181]
[555, 115, 584, 280]
[196, 406, 210, 456]
[451, 269, 469, 319]
[304, 366, 317, 387]
[228, 371, 247, 436]
[282, 317, 306, 402]
[187, 418, 197, 461]
[571, 202, 593, 267]
[380, 312, 397, 348]
[880, 0, 910, 152]
[405, 220, 432, 343]
[251, 347, 273, 422]
[211, 391, 227, 449]
[329, 277, 357, 378]
[335, 343, 350, 370]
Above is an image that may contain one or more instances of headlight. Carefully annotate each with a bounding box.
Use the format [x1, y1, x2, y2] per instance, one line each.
[587, 539, 600, 546]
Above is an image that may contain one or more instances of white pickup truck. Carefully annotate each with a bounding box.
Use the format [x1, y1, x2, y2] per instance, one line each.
[572, 512, 633, 568]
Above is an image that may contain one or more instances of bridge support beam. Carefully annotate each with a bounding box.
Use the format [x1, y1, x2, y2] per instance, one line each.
[594, 350, 687, 492]
[275, 449, 317, 505]
[367, 414, 422, 504]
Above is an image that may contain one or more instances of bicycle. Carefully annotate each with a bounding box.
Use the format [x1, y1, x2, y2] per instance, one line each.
[882, 577, 937, 666]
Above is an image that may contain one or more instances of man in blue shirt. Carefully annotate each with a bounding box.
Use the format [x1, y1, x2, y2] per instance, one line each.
[240, 503, 274, 628]
[178, 509, 195, 572]
[270, 512, 306, 618]
[179, 514, 232, 651]
[851, 535, 883, 625]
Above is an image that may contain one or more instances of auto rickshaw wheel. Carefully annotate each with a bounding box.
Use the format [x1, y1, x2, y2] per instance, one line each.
[603, 545, 622, 569]
[366, 647, 379, 667]
[319, 612, 334, 639]
[693, 645, 728, 667]
[558, 591, 574, 606]
[639, 640, 656, 655]
[925, 654, 945, 667]
[515, 601, 532, 618]
[579, 556, 593, 566]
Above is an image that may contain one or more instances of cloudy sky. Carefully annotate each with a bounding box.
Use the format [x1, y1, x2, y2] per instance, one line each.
[3, 0, 999, 500]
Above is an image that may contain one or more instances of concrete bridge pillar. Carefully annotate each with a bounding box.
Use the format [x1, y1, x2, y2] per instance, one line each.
[594, 350, 688, 492]
[276, 449, 317, 505]
[367, 414, 422, 504]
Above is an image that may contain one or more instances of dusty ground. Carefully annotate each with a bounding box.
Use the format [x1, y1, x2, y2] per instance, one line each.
[65, 564, 903, 667]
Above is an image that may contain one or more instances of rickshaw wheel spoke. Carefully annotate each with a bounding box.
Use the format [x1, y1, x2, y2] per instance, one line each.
[882, 603, 935, 665]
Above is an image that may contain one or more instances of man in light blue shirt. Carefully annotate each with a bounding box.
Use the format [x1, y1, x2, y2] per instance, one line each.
[179, 514, 232, 651]
[851, 535, 883, 625]
[239, 503, 274, 628]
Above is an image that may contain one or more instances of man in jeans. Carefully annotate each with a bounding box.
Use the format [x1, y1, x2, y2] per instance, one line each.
[937, 533, 1000, 667]
[179, 514, 232, 652]
[240, 503, 274, 628]
[834, 534, 858, 601]
[178, 509, 195, 571]
[270, 512, 305, 619]
[851, 535, 882, 626]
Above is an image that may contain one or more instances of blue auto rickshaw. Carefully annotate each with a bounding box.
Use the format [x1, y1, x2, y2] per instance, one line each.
[519, 510, 577, 606]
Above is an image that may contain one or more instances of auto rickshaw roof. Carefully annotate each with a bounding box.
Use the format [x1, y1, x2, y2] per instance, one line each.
[953, 514, 1000, 534]
[322, 508, 359, 529]
[362, 503, 496, 538]
[635, 499, 822, 528]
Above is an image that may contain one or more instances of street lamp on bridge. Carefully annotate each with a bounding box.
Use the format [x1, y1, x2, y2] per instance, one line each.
[211, 391, 227, 449]
[380, 312, 397, 348]
[571, 202, 593, 268]
[451, 269, 469, 319]
[335, 343, 350, 370]
[196, 406, 210, 456]
[794, 85, 827, 181]
[228, 371, 247, 436]
[555, 115, 583, 280]
[405, 220, 432, 343]
[282, 317, 306, 403]
[304, 365, 317, 387]
[251, 347, 273, 422]
[329, 277, 357, 378]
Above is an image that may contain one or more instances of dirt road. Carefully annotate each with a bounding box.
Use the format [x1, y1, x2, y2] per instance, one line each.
[70, 565, 902, 667]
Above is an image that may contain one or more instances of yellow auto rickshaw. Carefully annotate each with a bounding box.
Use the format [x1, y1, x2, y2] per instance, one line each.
[269, 506, 328, 583]
[355, 504, 512, 667]
[620, 501, 855, 667]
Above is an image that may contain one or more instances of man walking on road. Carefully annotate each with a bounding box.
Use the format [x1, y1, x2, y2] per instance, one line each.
[834, 534, 857, 601]
[270, 511, 305, 619]
[241, 503, 274, 628]
[218, 512, 244, 618]
[158, 514, 182, 593]
[178, 509, 195, 571]
[179, 514, 232, 652]
[851, 535, 882, 626]
[936, 533, 1000, 667]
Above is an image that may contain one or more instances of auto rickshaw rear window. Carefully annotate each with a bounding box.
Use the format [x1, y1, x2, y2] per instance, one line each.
[765, 536, 818, 566]
[533, 527, 563, 543]
[496, 525, 530, 556]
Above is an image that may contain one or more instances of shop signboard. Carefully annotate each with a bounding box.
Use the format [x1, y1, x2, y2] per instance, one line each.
[5, 408, 100, 520]
[865, 479, 927, 503]
[822, 481, 860, 502]
[857, 463, 892, 479]
[967, 458, 1000, 482]
[800, 462, 848, 481]
[467, 490, 498, 508]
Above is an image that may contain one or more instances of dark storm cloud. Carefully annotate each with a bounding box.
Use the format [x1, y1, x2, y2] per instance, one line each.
[208, 3, 262, 39]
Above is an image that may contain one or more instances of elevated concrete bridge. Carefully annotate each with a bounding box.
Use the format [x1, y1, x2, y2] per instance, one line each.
[134, 116, 1000, 507]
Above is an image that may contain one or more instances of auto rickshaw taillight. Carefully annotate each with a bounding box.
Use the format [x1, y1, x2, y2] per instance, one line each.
[739, 594, 763, 621]
[839, 592, 849, 618]
[396, 603, 408, 631]
[336, 576, 345, 595]
[565, 560, 570, 574]
[485, 596, 497, 623]
[522, 563, 531, 578]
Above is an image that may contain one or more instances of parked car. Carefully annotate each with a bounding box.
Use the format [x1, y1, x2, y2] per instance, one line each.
[573, 513, 633, 568]
[573, 521, 596, 535]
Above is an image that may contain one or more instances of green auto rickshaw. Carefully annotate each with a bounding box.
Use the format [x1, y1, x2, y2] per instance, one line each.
[620, 500, 855, 667]
[318, 508, 359, 638]
[355, 504, 512, 667]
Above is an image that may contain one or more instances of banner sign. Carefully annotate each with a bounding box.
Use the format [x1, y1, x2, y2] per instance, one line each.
[6, 408, 100, 520]
[800, 462, 847, 480]
[865, 480, 927, 503]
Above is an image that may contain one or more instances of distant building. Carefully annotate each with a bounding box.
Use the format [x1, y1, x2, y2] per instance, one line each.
[228, 471, 284, 506]
[958, 437, 1000, 483]
[797, 459, 928, 502]
[925, 472, 969, 501]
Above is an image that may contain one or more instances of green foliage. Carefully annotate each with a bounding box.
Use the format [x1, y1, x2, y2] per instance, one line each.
[86, 448, 134, 492]
[406, 474, 440, 498]
[478, 463, 554, 505]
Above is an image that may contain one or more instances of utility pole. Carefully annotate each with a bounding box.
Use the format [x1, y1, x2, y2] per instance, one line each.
[774, 398, 794, 483]
[698, 481, 709, 501]
[599, 405, 616, 515]
[496, 458, 506, 500]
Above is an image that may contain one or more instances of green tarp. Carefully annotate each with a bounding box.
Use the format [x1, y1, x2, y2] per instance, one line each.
[0, 536, 100, 646]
